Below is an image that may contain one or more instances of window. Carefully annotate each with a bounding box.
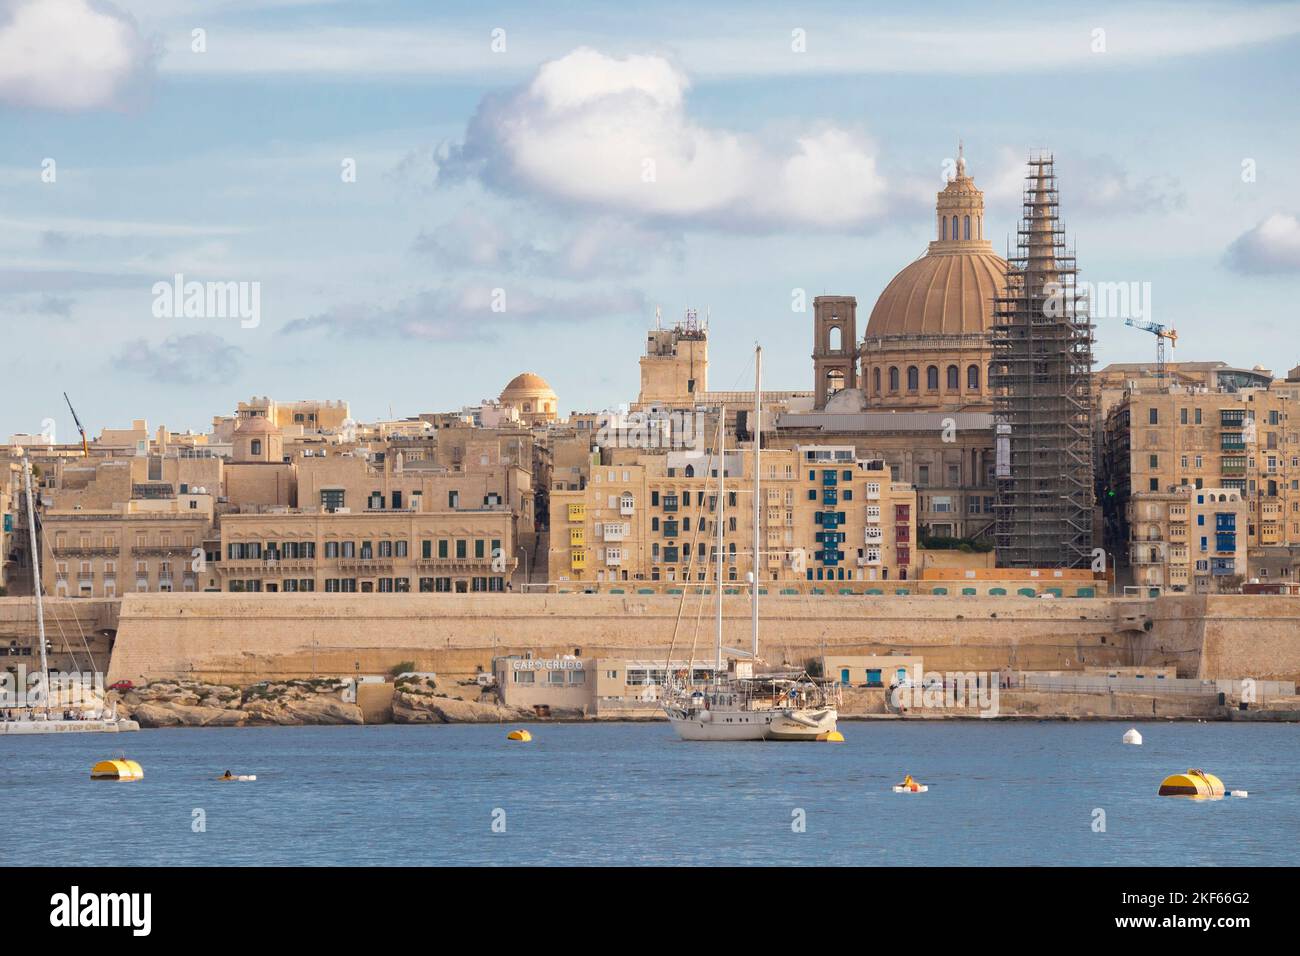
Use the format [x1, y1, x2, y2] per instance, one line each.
[926, 366, 939, 390]
[873, 368, 881, 393]
[889, 367, 899, 391]
[251, 439, 262, 456]
[321, 489, 345, 512]
[946, 365, 958, 389]
[1149, 408, 1158, 425]
[907, 366, 919, 391]
[967, 365, 979, 390]
[963, 215, 970, 239]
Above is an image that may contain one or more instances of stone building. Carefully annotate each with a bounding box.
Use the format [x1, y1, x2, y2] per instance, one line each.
[1127, 486, 1247, 593]
[547, 443, 916, 589]
[1101, 383, 1299, 557]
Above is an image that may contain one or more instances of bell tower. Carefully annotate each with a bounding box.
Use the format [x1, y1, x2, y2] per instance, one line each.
[812, 295, 858, 409]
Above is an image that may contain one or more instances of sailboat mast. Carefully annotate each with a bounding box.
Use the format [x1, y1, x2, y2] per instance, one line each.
[23, 459, 50, 712]
[752, 345, 761, 659]
[715, 412, 724, 680]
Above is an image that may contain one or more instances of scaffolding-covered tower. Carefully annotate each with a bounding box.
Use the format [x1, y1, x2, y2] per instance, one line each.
[991, 153, 1095, 568]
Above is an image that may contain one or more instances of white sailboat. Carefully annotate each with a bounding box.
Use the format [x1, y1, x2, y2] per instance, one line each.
[663, 346, 840, 741]
[0, 457, 137, 735]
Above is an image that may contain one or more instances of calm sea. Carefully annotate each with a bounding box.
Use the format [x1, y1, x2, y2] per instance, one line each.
[3, 721, 1295, 866]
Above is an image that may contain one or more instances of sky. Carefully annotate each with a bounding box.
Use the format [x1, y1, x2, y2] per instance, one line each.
[2, 0, 1299, 438]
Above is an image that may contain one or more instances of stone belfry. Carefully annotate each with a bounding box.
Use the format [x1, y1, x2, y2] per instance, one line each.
[812, 295, 858, 409]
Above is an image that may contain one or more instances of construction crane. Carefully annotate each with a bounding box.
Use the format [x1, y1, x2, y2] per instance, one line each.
[1124, 318, 1178, 385]
[63, 392, 88, 457]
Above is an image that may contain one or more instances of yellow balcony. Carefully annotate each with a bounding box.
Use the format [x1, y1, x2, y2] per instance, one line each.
[567, 503, 586, 523]
[570, 549, 587, 570]
[570, 528, 585, 546]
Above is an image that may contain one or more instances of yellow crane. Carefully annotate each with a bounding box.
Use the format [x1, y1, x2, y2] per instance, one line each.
[63, 392, 89, 456]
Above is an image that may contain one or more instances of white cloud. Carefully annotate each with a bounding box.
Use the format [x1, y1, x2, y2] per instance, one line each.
[1225, 213, 1300, 274]
[281, 283, 647, 342]
[148, 5, 1300, 77]
[413, 205, 682, 278]
[983, 147, 1184, 215]
[443, 48, 889, 231]
[111, 333, 244, 384]
[0, 0, 154, 110]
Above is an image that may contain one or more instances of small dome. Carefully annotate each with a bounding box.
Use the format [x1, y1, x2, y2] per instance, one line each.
[824, 387, 868, 413]
[234, 415, 279, 435]
[502, 372, 554, 394]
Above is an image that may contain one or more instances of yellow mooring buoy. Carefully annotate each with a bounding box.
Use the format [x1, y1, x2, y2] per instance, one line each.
[506, 729, 532, 742]
[1158, 769, 1225, 798]
[816, 731, 845, 742]
[91, 759, 144, 781]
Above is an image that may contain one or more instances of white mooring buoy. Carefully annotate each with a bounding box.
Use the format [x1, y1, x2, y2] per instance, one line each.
[1122, 728, 1143, 746]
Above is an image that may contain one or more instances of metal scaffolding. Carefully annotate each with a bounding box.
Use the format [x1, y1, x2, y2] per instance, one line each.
[991, 153, 1095, 568]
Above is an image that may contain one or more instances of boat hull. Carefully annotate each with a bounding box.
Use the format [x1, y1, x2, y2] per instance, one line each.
[766, 708, 839, 740]
[665, 705, 838, 741]
[665, 706, 772, 740]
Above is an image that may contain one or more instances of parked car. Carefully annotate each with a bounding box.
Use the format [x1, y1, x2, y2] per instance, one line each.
[108, 680, 134, 692]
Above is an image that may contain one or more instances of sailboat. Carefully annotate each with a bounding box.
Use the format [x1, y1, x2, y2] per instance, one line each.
[0, 457, 137, 735]
[662, 346, 840, 741]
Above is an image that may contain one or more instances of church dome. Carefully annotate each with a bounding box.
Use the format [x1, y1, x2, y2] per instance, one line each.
[500, 372, 558, 424]
[865, 145, 1007, 339]
[502, 372, 553, 394]
[866, 250, 1007, 337]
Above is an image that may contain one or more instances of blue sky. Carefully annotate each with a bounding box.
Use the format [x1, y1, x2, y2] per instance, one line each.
[2, 0, 1299, 437]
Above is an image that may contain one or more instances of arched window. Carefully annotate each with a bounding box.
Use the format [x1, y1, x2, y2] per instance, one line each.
[684, 465, 694, 478]
[907, 366, 919, 391]
[963, 215, 971, 240]
[926, 366, 939, 390]
[826, 368, 845, 396]
[967, 364, 980, 390]
[889, 367, 900, 391]
[977, 216, 982, 239]
[828, 326, 842, 351]
[873, 367, 881, 393]
[946, 365, 959, 389]
[951, 215, 958, 239]
[942, 217, 947, 240]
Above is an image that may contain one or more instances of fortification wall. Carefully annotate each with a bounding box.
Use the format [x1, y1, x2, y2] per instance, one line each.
[102, 592, 1136, 685]
[0, 591, 1287, 687]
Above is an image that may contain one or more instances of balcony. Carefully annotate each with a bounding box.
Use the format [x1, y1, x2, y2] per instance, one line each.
[567, 504, 586, 523]
[602, 523, 626, 542]
[864, 527, 883, 543]
[619, 499, 635, 516]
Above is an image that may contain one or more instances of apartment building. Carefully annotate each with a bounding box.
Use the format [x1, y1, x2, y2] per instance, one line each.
[1102, 384, 1300, 558]
[1127, 485, 1247, 593]
[548, 444, 916, 589]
